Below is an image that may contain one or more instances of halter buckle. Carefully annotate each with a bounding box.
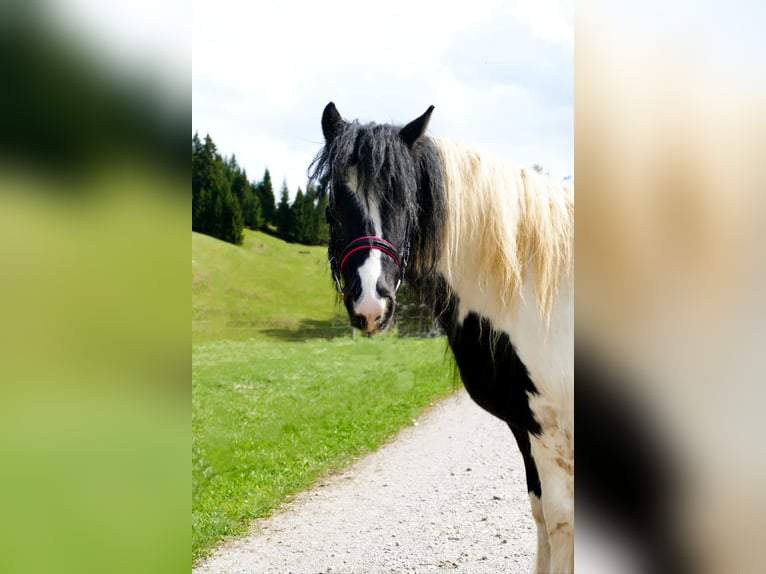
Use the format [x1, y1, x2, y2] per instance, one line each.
[333, 272, 344, 299]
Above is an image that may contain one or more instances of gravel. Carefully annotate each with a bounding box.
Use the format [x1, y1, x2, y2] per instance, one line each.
[194, 389, 536, 574]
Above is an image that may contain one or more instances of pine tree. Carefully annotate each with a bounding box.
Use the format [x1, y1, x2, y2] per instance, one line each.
[192, 134, 227, 234]
[192, 132, 215, 230]
[275, 181, 293, 240]
[255, 168, 276, 229]
[192, 132, 204, 223]
[291, 187, 309, 243]
[226, 156, 247, 209]
[209, 187, 223, 238]
[247, 181, 264, 229]
[191, 133, 244, 245]
[219, 184, 244, 244]
[226, 159, 261, 230]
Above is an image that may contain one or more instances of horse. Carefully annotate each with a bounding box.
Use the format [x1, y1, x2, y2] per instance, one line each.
[309, 102, 574, 574]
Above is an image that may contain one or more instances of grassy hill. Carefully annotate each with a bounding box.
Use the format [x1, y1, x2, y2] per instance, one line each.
[192, 230, 344, 342]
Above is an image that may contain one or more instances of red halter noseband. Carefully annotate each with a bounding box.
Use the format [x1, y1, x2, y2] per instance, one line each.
[339, 236, 400, 272]
[329, 235, 409, 296]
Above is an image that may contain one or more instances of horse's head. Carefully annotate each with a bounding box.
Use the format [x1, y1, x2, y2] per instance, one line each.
[314, 102, 434, 335]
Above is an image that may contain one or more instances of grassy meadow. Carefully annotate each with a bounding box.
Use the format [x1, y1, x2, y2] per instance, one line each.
[192, 229, 341, 342]
[192, 230, 454, 563]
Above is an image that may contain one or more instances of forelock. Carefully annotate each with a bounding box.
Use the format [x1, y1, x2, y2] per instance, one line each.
[309, 121, 418, 216]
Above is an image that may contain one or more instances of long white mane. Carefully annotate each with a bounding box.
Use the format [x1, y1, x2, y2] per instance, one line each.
[433, 137, 574, 324]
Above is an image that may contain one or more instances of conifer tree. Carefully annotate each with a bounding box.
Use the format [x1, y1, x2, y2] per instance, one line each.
[191, 133, 244, 245]
[245, 181, 264, 230]
[226, 159, 261, 230]
[275, 181, 293, 240]
[291, 187, 310, 243]
[255, 169, 276, 229]
[192, 131, 203, 212]
[218, 185, 244, 244]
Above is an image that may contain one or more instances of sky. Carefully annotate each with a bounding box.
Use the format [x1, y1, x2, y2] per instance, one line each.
[192, 0, 573, 197]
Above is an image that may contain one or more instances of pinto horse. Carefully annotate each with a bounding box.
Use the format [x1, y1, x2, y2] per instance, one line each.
[309, 103, 574, 574]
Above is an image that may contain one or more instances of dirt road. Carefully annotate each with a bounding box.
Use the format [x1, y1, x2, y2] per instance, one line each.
[194, 389, 535, 573]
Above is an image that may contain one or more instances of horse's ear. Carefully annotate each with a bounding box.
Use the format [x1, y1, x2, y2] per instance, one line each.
[400, 105, 435, 148]
[321, 101, 344, 143]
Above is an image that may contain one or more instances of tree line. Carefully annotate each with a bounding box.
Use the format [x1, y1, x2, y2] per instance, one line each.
[192, 132, 329, 246]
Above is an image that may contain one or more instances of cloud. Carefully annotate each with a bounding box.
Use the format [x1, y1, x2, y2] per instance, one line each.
[192, 0, 573, 195]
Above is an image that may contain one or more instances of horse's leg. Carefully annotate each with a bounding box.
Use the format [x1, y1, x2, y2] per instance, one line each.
[509, 424, 550, 574]
[530, 492, 551, 574]
[528, 418, 574, 574]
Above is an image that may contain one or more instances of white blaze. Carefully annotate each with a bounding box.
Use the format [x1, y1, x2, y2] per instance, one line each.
[355, 251, 386, 329]
[347, 173, 388, 331]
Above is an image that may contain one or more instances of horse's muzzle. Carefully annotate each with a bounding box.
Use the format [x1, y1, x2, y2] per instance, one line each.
[348, 295, 395, 335]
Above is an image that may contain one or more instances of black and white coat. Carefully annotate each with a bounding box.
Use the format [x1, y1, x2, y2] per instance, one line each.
[312, 103, 574, 574]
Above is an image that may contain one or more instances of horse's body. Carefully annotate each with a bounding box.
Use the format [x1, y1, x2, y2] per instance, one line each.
[310, 103, 574, 574]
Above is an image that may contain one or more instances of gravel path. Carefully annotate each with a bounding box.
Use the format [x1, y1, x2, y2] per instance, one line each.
[194, 389, 536, 574]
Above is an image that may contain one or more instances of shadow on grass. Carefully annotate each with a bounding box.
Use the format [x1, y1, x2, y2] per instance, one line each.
[258, 318, 353, 342]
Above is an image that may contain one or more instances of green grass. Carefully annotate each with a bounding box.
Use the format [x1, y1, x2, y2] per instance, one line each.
[192, 229, 455, 564]
[193, 229, 342, 343]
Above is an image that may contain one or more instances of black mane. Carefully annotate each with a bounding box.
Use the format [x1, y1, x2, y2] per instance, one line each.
[308, 118, 446, 294]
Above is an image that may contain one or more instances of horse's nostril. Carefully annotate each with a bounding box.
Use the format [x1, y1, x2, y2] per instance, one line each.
[351, 313, 368, 331]
[350, 310, 386, 333]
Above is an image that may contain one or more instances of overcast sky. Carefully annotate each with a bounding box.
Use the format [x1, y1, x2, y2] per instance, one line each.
[192, 0, 573, 196]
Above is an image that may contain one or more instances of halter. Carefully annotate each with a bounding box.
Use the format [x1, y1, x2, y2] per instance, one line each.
[329, 234, 410, 297]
